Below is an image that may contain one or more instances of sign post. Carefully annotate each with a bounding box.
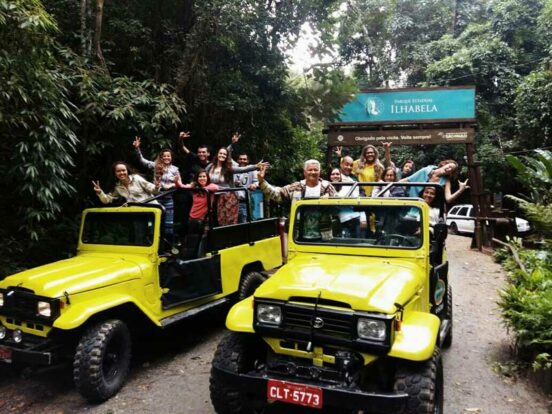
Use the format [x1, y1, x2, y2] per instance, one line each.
[326, 86, 487, 249]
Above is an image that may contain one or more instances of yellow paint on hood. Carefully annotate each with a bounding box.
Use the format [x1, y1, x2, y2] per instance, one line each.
[0, 253, 145, 298]
[255, 254, 424, 313]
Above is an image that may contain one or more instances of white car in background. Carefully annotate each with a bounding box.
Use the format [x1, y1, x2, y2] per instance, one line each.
[446, 204, 531, 235]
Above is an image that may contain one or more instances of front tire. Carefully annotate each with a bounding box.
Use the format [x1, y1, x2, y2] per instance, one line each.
[442, 287, 453, 348]
[394, 348, 443, 414]
[238, 271, 266, 300]
[73, 319, 132, 403]
[210, 332, 266, 413]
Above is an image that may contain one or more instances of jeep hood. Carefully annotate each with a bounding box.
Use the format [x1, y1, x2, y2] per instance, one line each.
[256, 254, 425, 313]
[0, 254, 144, 298]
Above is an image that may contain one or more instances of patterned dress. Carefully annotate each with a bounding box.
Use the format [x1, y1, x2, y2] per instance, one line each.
[205, 162, 258, 226]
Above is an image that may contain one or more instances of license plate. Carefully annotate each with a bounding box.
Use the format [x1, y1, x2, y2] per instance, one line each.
[0, 346, 12, 363]
[267, 379, 323, 409]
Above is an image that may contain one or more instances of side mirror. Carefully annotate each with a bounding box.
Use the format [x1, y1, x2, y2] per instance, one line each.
[433, 221, 448, 243]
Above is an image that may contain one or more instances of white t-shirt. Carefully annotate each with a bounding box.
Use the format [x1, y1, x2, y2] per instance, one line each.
[304, 183, 321, 198]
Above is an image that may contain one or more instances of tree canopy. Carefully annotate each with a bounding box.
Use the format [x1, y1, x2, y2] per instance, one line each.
[1, 0, 552, 274]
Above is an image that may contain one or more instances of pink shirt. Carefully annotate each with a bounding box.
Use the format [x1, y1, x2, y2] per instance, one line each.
[179, 183, 219, 220]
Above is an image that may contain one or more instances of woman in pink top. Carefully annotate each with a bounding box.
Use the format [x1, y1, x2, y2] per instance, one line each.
[176, 170, 219, 221]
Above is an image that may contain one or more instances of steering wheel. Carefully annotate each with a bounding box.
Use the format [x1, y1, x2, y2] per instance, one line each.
[376, 233, 415, 247]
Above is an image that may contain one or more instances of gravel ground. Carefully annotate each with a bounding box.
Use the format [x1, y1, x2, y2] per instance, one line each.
[0, 235, 550, 413]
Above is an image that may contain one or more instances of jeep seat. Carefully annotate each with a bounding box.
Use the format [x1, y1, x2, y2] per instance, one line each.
[179, 219, 207, 260]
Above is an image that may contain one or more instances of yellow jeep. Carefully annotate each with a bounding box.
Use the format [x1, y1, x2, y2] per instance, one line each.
[0, 188, 282, 402]
[210, 183, 452, 414]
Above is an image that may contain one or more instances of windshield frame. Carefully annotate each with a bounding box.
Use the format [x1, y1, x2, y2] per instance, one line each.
[78, 207, 162, 253]
[81, 211, 156, 247]
[290, 199, 428, 252]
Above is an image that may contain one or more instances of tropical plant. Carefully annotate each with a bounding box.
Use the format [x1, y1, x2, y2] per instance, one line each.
[506, 150, 552, 240]
[498, 149, 552, 371]
[0, 0, 78, 241]
[498, 247, 552, 368]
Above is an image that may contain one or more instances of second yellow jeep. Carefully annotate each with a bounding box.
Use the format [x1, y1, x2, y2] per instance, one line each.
[210, 183, 452, 414]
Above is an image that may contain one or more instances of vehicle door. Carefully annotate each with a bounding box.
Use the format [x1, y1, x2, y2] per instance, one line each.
[456, 206, 471, 233]
[446, 206, 459, 227]
[157, 188, 223, 309]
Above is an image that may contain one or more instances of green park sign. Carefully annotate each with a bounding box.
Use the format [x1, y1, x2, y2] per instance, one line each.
[338, 87, 476, 124]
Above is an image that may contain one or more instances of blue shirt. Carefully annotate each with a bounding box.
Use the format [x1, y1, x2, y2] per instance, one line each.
[405, 165, 446, 198]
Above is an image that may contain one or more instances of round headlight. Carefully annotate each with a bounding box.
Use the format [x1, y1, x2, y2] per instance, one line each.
[357, 318, 387, 341]
[257, 304, 282, 325]
[37, 301, 52, 317]
[0, 326, 6, 340]
[13, 329, 23, 344]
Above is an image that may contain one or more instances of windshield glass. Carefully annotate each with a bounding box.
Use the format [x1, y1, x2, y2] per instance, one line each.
[82, 212, 155, 246]
[293, 204, 423, 249]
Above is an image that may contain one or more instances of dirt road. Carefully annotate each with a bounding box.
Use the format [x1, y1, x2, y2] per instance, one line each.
[0, 235, 550, 413]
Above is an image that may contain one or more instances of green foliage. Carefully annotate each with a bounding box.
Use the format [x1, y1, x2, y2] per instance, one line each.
[506, 150, 552, 203]
[336, 0, 457, 87]
[291, 67, 358, 124]
[0, 0, 78, 240]
[498, 151, 552, 366]
[0, 1, 187, 274]
[506, 150, 552, 246]
[514, 71, 552, 149]
[72, 68, 186, 195]
[498, 247, 552, 356]
[532, 352, 552, 371]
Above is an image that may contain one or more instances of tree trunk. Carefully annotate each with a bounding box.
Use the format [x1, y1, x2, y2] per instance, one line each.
[80, 0, 88, 57]
[94, 0, 108, 73]
[451, 0, 459, 37]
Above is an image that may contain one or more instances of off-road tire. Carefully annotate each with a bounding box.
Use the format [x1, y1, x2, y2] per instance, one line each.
[449, 222, 458, 235]
[393, 348, 444, 414]
[73, 319, 132, 403]
[238, 271, 266, 300]
[442, 287, 453, 348]
[210, 332, 264, 413]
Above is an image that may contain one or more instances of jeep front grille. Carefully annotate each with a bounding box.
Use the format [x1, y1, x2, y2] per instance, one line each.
[0, 288, 60, 325]
[284, 304, 353, 340]
[254, 300, 395, 355]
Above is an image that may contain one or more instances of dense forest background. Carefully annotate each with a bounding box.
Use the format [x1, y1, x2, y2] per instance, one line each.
[1, 0, 551, 275]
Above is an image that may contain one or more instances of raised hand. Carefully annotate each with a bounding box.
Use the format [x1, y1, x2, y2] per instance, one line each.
[91, 180, 102, 194]
[257, 164, 267, 182]
[458, 178, 470, 191]
[231, 132, 241, 144]
[382, 141, 392, 149]
[256, 160, 270, 170]
[179, 131, 191, 140]
[133, 136, 141, 150]
[335, 146, 343, 158]
[171, 173, 181, 188]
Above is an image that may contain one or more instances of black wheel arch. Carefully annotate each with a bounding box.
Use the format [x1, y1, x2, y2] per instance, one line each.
[72, 302, 159, 339]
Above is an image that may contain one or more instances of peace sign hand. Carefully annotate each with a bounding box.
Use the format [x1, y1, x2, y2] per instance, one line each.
[92, 180, 102, 194]
[133, 136, 141, 150]
[231, 132, 241, 144]
[335, 146, 343, 158]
